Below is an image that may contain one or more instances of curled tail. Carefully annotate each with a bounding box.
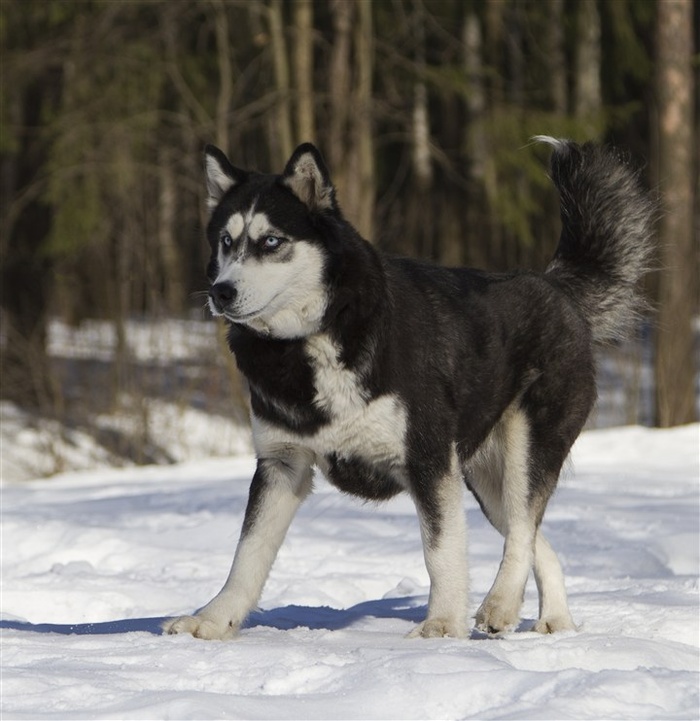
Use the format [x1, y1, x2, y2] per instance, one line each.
[537, 136, 655, 343]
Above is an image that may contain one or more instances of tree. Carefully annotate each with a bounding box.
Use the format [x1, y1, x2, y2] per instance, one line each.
[268, 0, 294, 164]
[0, 2, 69, 409]
[1, 0, 695, 435]
[653, 0, 697, 426]
[293, 0, 315, 143]
[574, 0, 603, 134]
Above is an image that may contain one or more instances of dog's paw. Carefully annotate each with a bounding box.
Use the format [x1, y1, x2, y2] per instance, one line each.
[531, 614, 576, 634]
[475, 597, 520, 635]
[162, 614, 238, 640]
[407, 617, 467, 639]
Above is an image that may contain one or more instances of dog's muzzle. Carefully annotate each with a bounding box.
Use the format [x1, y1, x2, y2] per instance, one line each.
[209, 282, 237, 314]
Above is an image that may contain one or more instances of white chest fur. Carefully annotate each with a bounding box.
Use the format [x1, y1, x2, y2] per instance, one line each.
[251, 334, 408, 468]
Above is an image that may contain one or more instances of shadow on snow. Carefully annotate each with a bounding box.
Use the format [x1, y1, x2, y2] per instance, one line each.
[0, 596, 426, 637]
[0, 598, 537, 639]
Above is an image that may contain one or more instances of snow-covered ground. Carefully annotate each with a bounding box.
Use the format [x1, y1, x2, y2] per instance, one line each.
[1, 423, 698, 720]
[1, 319, 253, 483]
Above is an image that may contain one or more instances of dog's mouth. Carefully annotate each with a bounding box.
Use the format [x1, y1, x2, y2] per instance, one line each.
[210, 302, 261, 323]
[208, 297, 256, 323]
[223, 309, 261, 323]
[210, 293, 284, 325]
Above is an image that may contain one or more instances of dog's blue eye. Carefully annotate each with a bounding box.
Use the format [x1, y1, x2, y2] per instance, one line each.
[262, 235, 283, 250]
[221, 233, 233, 249]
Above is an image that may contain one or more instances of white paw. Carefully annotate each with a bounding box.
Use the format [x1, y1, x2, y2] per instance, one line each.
[407, 617, 467, 639]
[162, 614, 238, 640]
[531, 614, 576, 634]
[475, 596, 520, 634]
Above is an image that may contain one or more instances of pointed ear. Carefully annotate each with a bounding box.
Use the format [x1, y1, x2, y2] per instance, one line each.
[282, 143, 337, 212]
[203, 144, 248, 210]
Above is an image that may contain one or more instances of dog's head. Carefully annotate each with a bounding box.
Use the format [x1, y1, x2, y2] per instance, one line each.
[203, 144, 338, 338]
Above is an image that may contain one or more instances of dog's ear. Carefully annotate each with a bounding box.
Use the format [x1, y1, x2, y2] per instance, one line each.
[282, 144, 337, 213]
[204, 145, 248, 210]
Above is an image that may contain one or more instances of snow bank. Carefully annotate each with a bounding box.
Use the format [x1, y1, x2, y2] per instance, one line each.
[1, 425, 698, 719]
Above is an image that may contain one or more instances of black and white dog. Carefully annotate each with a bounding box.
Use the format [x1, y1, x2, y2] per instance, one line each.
[164, 137, 653, 640]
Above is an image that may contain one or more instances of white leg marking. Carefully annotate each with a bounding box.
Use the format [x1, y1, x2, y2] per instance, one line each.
[164, 452, 314, 640]
[532, 530, 576, 633]
[475, 409, 535, 634]
[409, 450, 469, 639]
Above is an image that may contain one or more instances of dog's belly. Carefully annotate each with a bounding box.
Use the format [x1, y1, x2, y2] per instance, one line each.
[323, 453, 405, 500]
[251, 392, 409, 499]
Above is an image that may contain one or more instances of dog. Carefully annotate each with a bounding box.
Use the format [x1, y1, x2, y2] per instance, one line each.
[163, 137, 653, 640]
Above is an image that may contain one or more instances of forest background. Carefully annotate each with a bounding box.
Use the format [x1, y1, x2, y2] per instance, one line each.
[1, 0, 697, 475]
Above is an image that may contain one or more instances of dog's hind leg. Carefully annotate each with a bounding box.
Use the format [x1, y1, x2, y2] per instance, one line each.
[468, 407, 575, 634]
[408, 445, 469, 639]
[478, 523, 575, 634]
[469, 408, 538, 634]
[164, 449, 314, 640]
[532, 529, 575, 633]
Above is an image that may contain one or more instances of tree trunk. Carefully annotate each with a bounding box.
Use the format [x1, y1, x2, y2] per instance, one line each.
[328, 0, 353, 211]
[574, 0, 602, 134]
[505, 1, 524, 107]
[547, 0, 567, 115]
[158, 146, 182, 313]
[212, 0, 234, 154]
[293, 0, 315, 143]
[268, 0, 293, 164]
[654, 0, 697, 427]
[351, 0, 375, 240]
[0, 77, 58, 410]
[411, 0, 431, 194]
[463, 12, 486, 183]
[484, 0, 504, 101]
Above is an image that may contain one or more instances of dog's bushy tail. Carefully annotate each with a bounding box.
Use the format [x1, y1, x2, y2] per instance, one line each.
[538, 136, 655, 344]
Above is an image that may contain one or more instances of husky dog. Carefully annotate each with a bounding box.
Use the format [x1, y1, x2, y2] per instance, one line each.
[164, 137, 653, 640]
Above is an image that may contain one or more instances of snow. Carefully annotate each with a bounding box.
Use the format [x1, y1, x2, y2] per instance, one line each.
[1, 422, 698, 719]
[46, 318, 221, 364]
[1, 319, 252, 482]
[1, 399, 251, 482]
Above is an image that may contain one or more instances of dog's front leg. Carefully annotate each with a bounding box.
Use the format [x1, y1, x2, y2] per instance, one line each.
[408, 452, 469, 639]
[164, 452, 314, 640]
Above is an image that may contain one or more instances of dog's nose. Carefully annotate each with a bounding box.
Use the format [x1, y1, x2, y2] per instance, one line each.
[209, 282, 236, 312]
